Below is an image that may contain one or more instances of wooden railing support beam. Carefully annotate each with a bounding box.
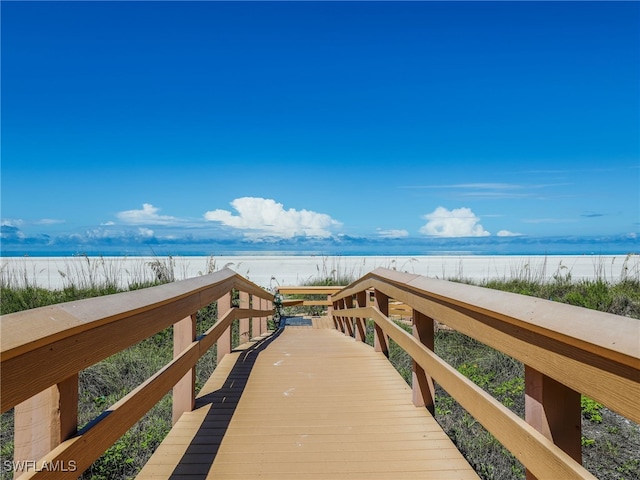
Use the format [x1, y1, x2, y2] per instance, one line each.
[172, 314, 196, 424]
[216, 292, 232, 363]
[412, 311, 435, 414]
[374, 290, 390, 357]
[13, 374, 78, 476]
[525, 365, 581, 480]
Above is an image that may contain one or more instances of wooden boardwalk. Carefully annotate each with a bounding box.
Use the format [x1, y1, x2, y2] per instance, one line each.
[137, 325, 480, 479]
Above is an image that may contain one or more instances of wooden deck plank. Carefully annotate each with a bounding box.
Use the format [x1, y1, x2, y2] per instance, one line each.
[137, 328, 479, 479]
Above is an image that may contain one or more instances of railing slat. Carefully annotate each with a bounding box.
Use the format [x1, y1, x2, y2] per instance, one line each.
[172, 314, 197, 424]
[216, 292, 232, 363]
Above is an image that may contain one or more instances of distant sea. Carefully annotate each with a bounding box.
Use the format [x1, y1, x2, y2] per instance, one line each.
[0, 232, 638, 258]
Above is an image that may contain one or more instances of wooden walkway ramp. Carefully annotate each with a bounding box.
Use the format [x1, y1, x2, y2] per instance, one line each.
[137, 325, 479, 479]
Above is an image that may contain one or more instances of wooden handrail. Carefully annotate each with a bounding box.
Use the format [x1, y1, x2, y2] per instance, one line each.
[0, 268, 274, 478]
[277, 285, 340, 313]
[1, 268, 271, 411]
[331, 267, 639, 480]
[277, 286, 343, 295]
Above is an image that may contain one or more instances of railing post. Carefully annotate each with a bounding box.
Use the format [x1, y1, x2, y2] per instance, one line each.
[327, 294, 333, 319]
[267, 299, 273, 330]
[374, 290, 390, 357]
[251, 294, 261, 339]
[335, 299, 344, 333]
[260, 297, 268, 333]
[173, 313, 196, 424]
[332, 300, 340, 329]
[13, 374, 78, 475]
[354, 291, 367, 342]
[239, 291, 250, 344]
[412, 311, 435, 414]
[524, 365, 581, 480]
[217, 292, 232, 363]
[344, 296, 354, 337]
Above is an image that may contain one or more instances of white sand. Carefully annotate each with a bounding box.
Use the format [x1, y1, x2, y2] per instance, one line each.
[1, 254, 637, 291]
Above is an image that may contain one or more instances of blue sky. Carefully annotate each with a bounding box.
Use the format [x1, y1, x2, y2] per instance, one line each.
[2, 1, 639, 256]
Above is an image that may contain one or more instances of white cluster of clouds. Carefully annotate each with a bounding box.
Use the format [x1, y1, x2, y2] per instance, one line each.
[418, 206, 520, 238]
[376, 228, 410, 239]
[419, 207, 490, 237]
[204, 197, 341, 239]
[117, 203, 179, 225]
[67, 227, 156, 241]
[2, 199, 522, 243]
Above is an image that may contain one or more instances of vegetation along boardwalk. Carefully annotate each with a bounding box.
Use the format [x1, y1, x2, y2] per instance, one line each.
[137, 325, 479, 479]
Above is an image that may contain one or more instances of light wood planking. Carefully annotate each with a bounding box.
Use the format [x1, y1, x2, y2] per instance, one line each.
[137, 327, 480, 479]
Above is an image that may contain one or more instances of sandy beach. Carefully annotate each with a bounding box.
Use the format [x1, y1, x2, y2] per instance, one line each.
[1, 254, 637, 291]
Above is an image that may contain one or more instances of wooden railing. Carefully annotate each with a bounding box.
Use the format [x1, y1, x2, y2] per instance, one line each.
[330, 267, 639, 480]
[276, 286, 341, 308]
[0, 268, 273, 479]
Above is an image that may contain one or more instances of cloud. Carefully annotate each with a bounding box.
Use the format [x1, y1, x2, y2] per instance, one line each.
[1, 219, 24, 227]
[419, 207, 490, 237]
[402, 183, 522, 190]
[36, 218, 65, 225]
[0, 224, 25, 240]
[117, 204, 179, 225]
[523, 218, 578, 224]
[376, 228, 409, 238]
[497, 230, 522, 237]
[401, 182, 571, 200]
[204, 197, 341, 239]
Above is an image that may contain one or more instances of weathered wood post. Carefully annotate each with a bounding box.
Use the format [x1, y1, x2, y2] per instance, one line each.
[216, 292, 232, 363]
[13, 375, 78, 476]
[173, 313, 196, 424]
[524, 366, 581, 480]
[373, 290, 390, 357]
[412, 311, 435, 414]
